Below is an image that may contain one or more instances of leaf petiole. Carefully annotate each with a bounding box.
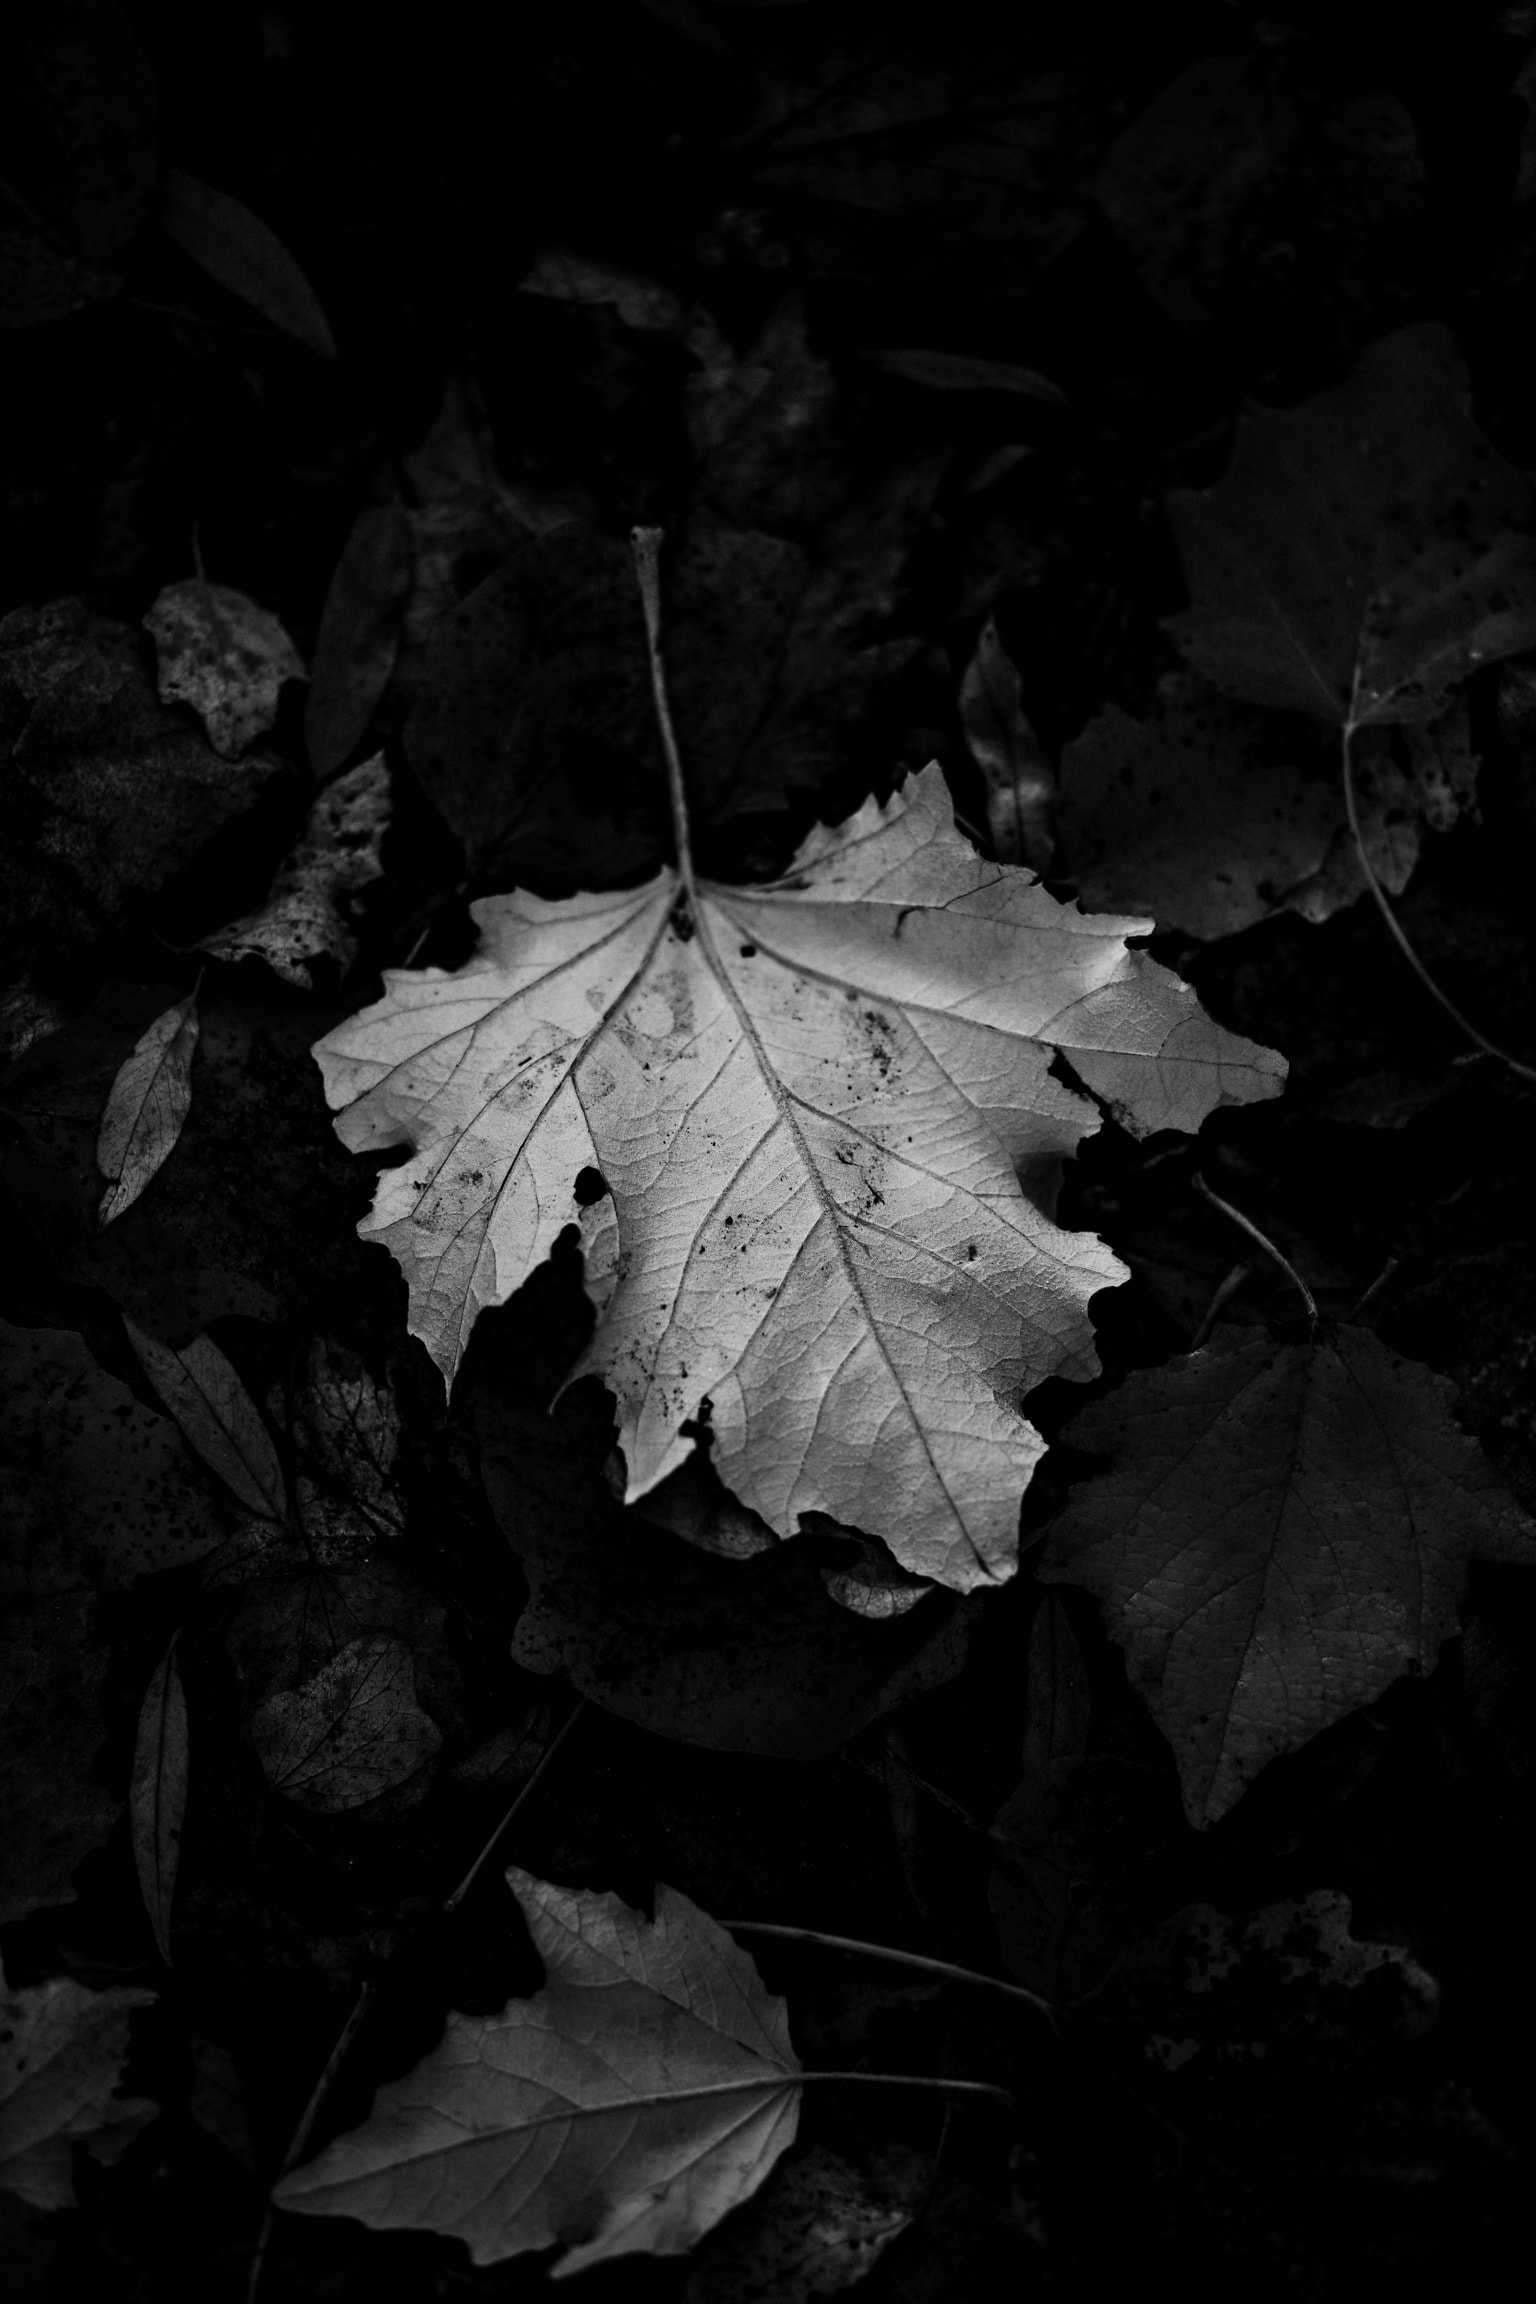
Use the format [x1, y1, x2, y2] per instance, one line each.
[1192, 1175, 1317, 1330]
[717, 1919, 1056, 2030]
[1341, 722, 1536, 1087]
[631, 526, 699, 908]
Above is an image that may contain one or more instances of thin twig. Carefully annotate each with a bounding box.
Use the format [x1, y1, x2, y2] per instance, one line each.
[443, 1701, 588, 1914]
[1349, 1255, 1400, 1321]
[1342, 723, 1536, 1086]
[248, 1981, 376, 2303]
[717, 1919, 1056, 2030]
[1192, 1176, 1317, 1330]
[1189, 1260, 1254, 1351]
[630, 527, 698, 907]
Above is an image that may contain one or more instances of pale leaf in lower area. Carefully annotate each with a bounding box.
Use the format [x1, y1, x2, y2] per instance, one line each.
[0, 1967, 157, 2210]
[96, 986, 199, 1225]
[273, 1869, 801, 2274]
[315, 763, 1282, 1593]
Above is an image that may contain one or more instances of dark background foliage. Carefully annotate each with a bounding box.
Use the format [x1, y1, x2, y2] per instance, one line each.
[4, 2, 1536, 2298]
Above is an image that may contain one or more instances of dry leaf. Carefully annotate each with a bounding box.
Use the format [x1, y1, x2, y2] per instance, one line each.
[143, 577, 305, 759]
[198, 753, 390, 988]
[959, 618, 1056, 872]
[272, 1868, 801, 2272]
[96, 986, 199, 1225]
[859, 348, 1063, 400]
[250, 1633, 441, 1812]
[1040, 1323, 1536, 1824]
[684, 2141, 929, 2302]
[305, 505, 414, 780]
[158, 168, 337, 359]
[123, 1317, 286, 1521]
[316, 764, 1281, 1594]
[129, 1638, 187, 1966]
[1165, 324, 1536, 730]
[0, 1966, 157, 2210]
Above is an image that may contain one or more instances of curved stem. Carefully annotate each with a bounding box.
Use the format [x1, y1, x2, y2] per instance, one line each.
[718, 1919, 1056, 2030]
[1342, 722, 1536, 1086]
[443, 1702, 588, 1914]
[250, 1982, 375, 2299]
[631, 527, 698, 909]
[1193, 1176, 1317, 1330]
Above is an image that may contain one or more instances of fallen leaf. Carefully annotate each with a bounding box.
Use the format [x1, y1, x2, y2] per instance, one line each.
[684, 2141, 928, 2302]
[317, 763, 1281, 1592]
[1057, 677, 1477, 938]
[0, 1965, 157, 2211]
[1165, 324, 1536, 730]
[157, 168, 337, 359]
[188, 2035, 254, 2170]
[0, 1596, 118, 1927]
[304, 505, 413, 779]
[143, 577, 305, 760]
[272, 1868, 802, 2273]
[858, 348, 1063, 401]
[290, 1334, 405, 1545]
[959, 618, 1055, 872]
[249, 1632, 442, 1812]
[817, 1531, 935, 1620]
[0, 600, 277, 988]
[1084, 1889, 1440, 2039]
[123, 1316, 287, 1521]
[0, 1319, 225, 1603]
[129, 1639, 188, 1966]
[96, 986, 199, 1226]
[1097, 55, 1422, 339]
[197, 752, 390, 988]
[1039, 1323, 1536, 1825]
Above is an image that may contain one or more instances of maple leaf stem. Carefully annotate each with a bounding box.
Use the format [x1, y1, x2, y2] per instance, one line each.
[249, 1979, 376, 2301]
[420, 2073, 1015, 2138]
[1193, 1176, 1317, 1330]
[717, 1919, 1057, 2030]
[631, 525, 699, 909]
[442, 1700, 588, 1914]
[1341, 724, 1536, 1087]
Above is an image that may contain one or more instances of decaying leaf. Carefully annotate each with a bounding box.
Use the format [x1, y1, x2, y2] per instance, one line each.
[1059, 679, 1480, 938]
[684, 2141, 929, 2303]
[96, 985, 199, 1225]
[123, 1316, 287, 1521]
[959, 617, 1055, 872]
[0, 600, 277, 987]
[1040, 1323, 1536, 1825]
[1165, 324, 1536, 730]
[1084, 1889, 1440, 2040]
[198, 752, 390, 988]
[272, 1868, 802, 2272]
[129, 1638, 188, 1966]
[0, 1966, 157, 2210]
[143, 577, 305, 760]
[291, 1333, 405, 1545]
[317, 763, 1281, 1593]
[0, 1319, 225, 1602]
[250, 1632, 441, 1812]
[157, 168, 337, 360]
[305, 507, 414, 780]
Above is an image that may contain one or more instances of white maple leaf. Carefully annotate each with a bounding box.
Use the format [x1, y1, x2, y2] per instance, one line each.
[314, 762, 1282, 1592]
